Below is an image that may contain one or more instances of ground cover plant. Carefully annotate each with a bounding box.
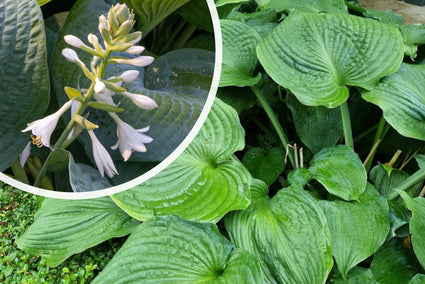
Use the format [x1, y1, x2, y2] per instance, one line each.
[7, 0, 425, 283]
[0, 0, 215, 192]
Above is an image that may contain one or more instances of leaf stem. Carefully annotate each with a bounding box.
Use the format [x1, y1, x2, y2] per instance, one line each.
[364, 116, 388, 172]
[251, 85, 295, 168]
[387, 168, 425, 200]
[340, 101, 354, 149]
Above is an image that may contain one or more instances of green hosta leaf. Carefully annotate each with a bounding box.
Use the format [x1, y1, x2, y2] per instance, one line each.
[111, 98, 251, 223]
[387, 200, 410, 239]
[318, 184, 389, 279]
[0, 0, 50, 171]
[93, 215, 269, 283]
[332, 267, 379, 284]
[370, 239, 424, 284]
[123, 0, 190, 36]
[220, 20, 262, 87]
[287, 95, 342, 154]
[309, 145, 367, 201]
[53, 0, 212, 164]
[265, 0, 347, 13]
[16, 197, 139, 267]
[370, 163, 410, 198]
[399, 191, 425, 270]
[69, 160, 113, 192]
[242, 147, 285, 185]
[362, 63, 425, 141]
[225, 180, 333, 284]
[257, 12, 404, 108]
[410, 274, 425, 284]
[227, 9, 278, 39]
[216, 0, 249, 7]
[177, 0, 213, 33]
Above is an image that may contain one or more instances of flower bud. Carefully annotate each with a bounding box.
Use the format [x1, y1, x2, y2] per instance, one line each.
[64, 35, 84, 48]
[62, 48, 79, 63]
[125, 46, 145, 55]
[110, 55, 154, 67]
[117, 70, 139, 82]
[94, 78, 107, 93]
[113, 4, 131, 25]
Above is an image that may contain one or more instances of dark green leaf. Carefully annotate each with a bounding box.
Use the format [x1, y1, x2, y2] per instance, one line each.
[0, 0, 50, 171]
[265, 0, 347, 13]
[257, 13, 404, 107]
[332, 267, 379, 284]
[16, 197, 139, 267]
[287, 95, 342, 154]
[93, 215, 269, 283]
[242, 147, 285, 185]
[69, 160, 112, 192]
[370, 239, 424, 284]
[370, 163, 410, 197]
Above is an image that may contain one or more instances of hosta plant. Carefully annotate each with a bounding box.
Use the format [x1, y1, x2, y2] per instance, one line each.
[9, 0, 425, 283]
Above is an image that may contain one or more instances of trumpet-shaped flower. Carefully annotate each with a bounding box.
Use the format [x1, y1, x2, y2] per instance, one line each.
[111, 56, 154, 67]
[110, 113, 153, 161]
[121, 91, 158, 110]
[22, 100, 73, 149]
[88, 130, 118, 178]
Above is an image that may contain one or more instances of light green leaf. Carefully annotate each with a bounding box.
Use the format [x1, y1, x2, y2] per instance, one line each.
[216, 0, 249, 7]
[387, 200, 410, 240]
[93, 215, 269, 283]
[309, 145, 367, 201]
[53, 0, 213, 164]
[123, 0, 190, 36]
[0, 0, 50, 171]
[265, 0, 347, 13]
[332, 267, 379, 284]
[111, 98, 251, 223]
[410, 274, 425, 284]
[399, 191, 425, 270]
[257, 13, 404, 107]
[16, 197, 139, 267]
[362, 63, 425, 141]
[220, 20, 262, 87]
[225, 180, 333, 284]
[287, 95, 342, 154]
[370, 163, 410, 197]
[318, 184, 389, 279]
[370, 239, 424, 284]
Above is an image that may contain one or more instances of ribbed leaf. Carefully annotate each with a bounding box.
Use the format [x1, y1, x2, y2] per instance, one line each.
[265, 0, 347, 13]
[111, 99, 251, 223]
[362, 63, 425, 141]
[410, 274, 425, 284]
[16, 197, 139, 267]
[124, 0, 190, 36]
[93, 215, 269, 283]
[370, 163, 410, 198]
[370, 239, 424, 284]
[0, 0, 50, 171]
[287, 95, 342, 154]
[399, 191, 425, 270]
[225, 180, 333, 284]
[257, 13, 404, 107]
[220, 20, 262, 87]
[332, 267, 378, 284]
[309, 145, 367, 201]
[318, 184, 389, 279]
[53, 0, 212, 164]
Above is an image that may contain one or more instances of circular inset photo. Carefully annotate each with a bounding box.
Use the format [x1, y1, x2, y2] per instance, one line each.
[0, 0, 221, 198]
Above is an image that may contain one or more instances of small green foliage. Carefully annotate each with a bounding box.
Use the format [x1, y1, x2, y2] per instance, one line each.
[0, 183, 123, 283]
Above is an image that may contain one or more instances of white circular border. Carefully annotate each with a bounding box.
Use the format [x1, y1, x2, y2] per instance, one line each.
[0, 0, 222, 199]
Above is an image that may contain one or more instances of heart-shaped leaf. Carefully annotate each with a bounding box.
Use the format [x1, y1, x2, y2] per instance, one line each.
[225, 179, 333, 284]
[370, 239, 424, 284]
[318, 183, 389, 279]
[370, 163, 410, 198]
[220, 20, 262, 87]
[92, 215, 270, 283]
[16, 197, 139, 267]
[362, 63, 425, 141]
[309, 145, 367, 201]
[399, 191, 425, 270]
[0, 0, 50, 171]
[111, 98, 251, 223]
[257, 12, 404, 107]
[122, 0, 190, 36]
[242, 147, 285, 185]
[287, 95, 342, 154]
